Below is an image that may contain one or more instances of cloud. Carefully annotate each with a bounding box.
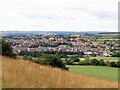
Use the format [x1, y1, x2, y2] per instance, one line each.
[0, 0, 118, 32]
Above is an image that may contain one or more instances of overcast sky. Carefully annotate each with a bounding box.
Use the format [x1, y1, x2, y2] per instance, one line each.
[0, 0, 118, 32]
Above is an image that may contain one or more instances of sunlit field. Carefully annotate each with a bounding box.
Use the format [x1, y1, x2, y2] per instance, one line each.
[90, 57, 119, 61]
[67, 65, 118, 81]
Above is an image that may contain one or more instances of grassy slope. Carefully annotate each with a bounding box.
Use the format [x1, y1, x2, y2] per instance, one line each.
[2, 56, 118, 88]
[67, 65, 118, 81]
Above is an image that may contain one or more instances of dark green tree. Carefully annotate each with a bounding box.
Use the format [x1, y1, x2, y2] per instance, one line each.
[23, 55, 32, 60]
[111, 52, 120, 57]
[0, 40, 16, 57]
[38, 54, 67, 69]
[106, 61, 117, 67]
[116, 61, 120, 68]
[110, 61, 117, 67]
[99, 59, 106, 66]
[66, 60, 75, 65]
[89, 59, 99, 65]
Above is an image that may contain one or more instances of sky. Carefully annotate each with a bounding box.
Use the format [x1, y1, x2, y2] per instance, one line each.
[0, 0, 119, 32]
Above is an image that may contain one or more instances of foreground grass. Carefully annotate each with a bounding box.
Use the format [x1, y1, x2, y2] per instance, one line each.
[2, 56, 118, 88]
[67, 65, 118, 81]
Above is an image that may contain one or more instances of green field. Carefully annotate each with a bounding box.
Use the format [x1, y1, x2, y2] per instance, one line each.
[62, 57, 119, 61]
[91, 57, 119, 61]
[67, 65, 118, 81]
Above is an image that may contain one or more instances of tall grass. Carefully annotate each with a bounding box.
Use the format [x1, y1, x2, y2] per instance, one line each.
[2, 56, 118, 88]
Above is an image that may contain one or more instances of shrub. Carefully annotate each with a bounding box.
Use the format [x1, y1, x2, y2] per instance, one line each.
[83, 57, 90, 65]
[0, 40, 16, 58]
[91, 54, 96, 57]
[69, 56, 80, 62]
[89, 59, 99, 65]
[23, 55, 32, 60]
[110, 61, 117, 67]
[99, 59, 106, 66]
[111, 52, 120, 57]
[106, 61, 117, 67]
[79, 61, 87, 65]
[106, 61, 111, 67]
[36, 54, 68, 70]
[116, 61, 120, 68]
[32, 59, 42, 64]
[66, 60, 75, 65]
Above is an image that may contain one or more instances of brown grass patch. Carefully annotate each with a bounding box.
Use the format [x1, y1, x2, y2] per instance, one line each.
[1, 56, 118, 88]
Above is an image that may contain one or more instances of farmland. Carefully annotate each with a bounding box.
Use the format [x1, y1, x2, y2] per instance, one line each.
[62, 56, 119, 62]
[67, 65, 118, 81]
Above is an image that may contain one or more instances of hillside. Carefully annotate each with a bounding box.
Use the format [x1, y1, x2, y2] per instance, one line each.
[2, 56, 118, 88]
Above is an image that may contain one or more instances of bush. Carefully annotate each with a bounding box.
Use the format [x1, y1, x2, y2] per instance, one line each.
[110, 61, 117, 67]
[89, 59, 99, 65]
[36, 54, 67, 70]
[106, 61, 111, 67]
[23, 55, 32, 60]
[79, 61, 87, 65]
[78, 58, 119, 68]
[78, 57, 90, 65]
[66, 60, 75, 65]
[116, 61, 120, 68]
[0, 40, 16, 58]
[69, 56, 80, 62]
[99, 59, 106, 66]
[83, 57, 90, 65]
[91, 54, 96, 57]
[32, 59, 42, 64]
[111, 52, 120, 57]
[106, 61, 117, 67]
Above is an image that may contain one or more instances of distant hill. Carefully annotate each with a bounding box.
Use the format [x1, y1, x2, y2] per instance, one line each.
[2, 56, 118, 88]
[1, 31, 118, 37]
[98, 32, 119, 34]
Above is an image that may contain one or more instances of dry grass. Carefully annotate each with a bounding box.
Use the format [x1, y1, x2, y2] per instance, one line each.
[1, 56, 118, 88]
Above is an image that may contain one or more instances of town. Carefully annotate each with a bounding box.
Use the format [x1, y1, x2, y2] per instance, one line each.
[3, 32, 119, 57]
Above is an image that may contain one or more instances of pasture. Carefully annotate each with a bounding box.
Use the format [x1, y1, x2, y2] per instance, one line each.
[67, 65, 118, 81]
[90, 57, 119, 61]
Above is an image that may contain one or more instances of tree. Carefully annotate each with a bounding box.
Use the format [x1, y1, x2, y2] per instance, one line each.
[79, 60, 87, 65]
[38, 54, 67, 69]
[89, 59, 99, 65]
[106, 61, 111, 67]
[0, 40, 16, 57]
[99, 59, 106, 66]
[91, 54, 96, 57]
[83, 57, 90, 65]
[116, 61, 120, 68]
[23, 55, 32, 60]
[106, 61, 117, 67]
[110, 61, 117, 67]
[69, 56, 80, 62]
[111, 52, 120, 57]
[66, 60, 75, 65]
[23, 55, 28, 60]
